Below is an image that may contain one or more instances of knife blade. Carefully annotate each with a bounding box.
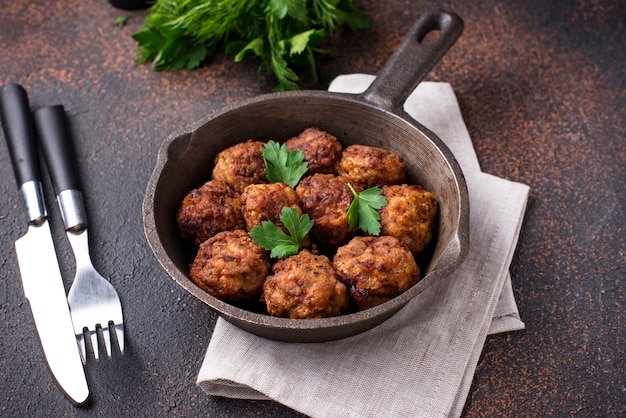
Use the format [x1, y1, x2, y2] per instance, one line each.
[0, 83, 89, 405]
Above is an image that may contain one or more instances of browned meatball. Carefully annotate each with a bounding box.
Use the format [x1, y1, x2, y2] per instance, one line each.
[176, 180, 245, 247]
[212, 140, 268, 193]
[263, 250, 349, 318]
[339, 144, 406, 190]
[240, 182, 303, 232]
[296, 174, 358, 248]
[333, 236, 419, 310]
[284, 127, 343, 175]
[190, 230, 271, 301]
[380, 184, 438, 254]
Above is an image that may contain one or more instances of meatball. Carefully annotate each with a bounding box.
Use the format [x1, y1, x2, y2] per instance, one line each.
[240, 182, 303, 232]
[296, 174, 358, 248]
[177, 180, 245, 247]
[190, 230, 271, 301]
[284, 127, 343, 175]
[380, 184, 438, 254]
[339, 144, 406, 190]
[263, 250, 349, 318]
[333, 236, 419, 310]
[212, 140, 268, 193]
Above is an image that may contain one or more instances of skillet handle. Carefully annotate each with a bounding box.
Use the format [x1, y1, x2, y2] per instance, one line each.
[361, 10, 463, 112]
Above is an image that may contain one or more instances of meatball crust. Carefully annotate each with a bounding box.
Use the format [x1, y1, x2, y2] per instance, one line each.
[212, 140, 268, 193]
[285, 127, 343, 175]
[333, 236, 419, 310]
[339, 144, 407, 190]
[263, 250, 349, 319]
[240, 182, 302, 230]
[380, 184, 438, 254]
[296, 174, 358, 248]
[176, 180, 245, 247]
[190, 230, 271, 301]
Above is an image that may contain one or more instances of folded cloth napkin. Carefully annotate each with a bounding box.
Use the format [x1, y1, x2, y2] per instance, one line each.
[197, 75, 530, 418]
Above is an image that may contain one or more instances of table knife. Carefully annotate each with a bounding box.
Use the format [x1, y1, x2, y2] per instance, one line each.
[0, 84, 89, 404]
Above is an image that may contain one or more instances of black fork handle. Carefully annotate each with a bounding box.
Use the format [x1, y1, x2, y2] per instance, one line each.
[33, 105, 81, 194]
[34, 105, 87, 232]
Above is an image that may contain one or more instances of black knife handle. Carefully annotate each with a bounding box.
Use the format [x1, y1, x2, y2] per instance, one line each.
[0, 84, 48, 224]
[33, 105, 81, 193]
[0, 84, 42, 187]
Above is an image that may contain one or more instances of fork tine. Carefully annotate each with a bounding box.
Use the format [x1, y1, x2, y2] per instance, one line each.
[102, 325, 112, 358]
[88, 328, 99, 361]
[115, 322, 125, 354]
[76, 332, 87, 365]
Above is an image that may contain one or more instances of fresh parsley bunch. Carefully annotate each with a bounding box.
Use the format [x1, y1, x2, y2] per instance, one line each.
[132, 0, 369, 91]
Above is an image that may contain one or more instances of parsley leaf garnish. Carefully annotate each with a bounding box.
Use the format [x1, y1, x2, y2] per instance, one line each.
[114, 16, 130, 29]
[249, 207, 313, 258]
[262, 140, 308, 188]
[346, 184, 388, 235]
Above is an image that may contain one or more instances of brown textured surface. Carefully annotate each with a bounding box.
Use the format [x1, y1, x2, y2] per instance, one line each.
[0, 0, 624, 416]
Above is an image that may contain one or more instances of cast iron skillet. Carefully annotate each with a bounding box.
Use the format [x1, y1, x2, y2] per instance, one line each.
[143, 10, 469, 342]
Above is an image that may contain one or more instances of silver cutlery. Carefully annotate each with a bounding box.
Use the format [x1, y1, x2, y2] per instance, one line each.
[0, 84, 89, 403]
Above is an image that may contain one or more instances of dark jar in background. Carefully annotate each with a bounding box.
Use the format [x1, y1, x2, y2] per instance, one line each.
[108, 0, 150, 10]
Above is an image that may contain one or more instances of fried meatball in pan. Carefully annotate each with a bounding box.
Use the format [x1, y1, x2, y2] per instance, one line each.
[176, 180, 245, 247]
[212, 140, 268, 193]
[284, 127, 343, 175]
[333, 236, 419, 310]
[380, 184, 437, 254]
[263, 250, 349, 319]
[339, 144, 407, 190]
[240, 182, 302, 229]
[296, 173, 358, 248]
[190, 230, 271, 301]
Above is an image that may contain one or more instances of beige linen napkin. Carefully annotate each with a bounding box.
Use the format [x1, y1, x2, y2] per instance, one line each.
[197, 76, 530, 417]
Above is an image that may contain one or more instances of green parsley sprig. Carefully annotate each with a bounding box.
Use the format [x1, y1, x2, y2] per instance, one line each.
[262, 140, 308, 188]
[346, 184, 387, 235]
[132, 0, 369, 91]
[249, 207, 313, 258]
[114, 16, 130, 29]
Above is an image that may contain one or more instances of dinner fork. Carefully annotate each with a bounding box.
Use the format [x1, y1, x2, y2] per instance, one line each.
[33, 105, 124, 363]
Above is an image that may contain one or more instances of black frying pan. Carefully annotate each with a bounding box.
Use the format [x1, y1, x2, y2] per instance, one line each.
[143, 10, 469, 342]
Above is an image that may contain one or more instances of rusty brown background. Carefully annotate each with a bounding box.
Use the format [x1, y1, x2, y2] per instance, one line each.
[0, 0, 624, 416]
